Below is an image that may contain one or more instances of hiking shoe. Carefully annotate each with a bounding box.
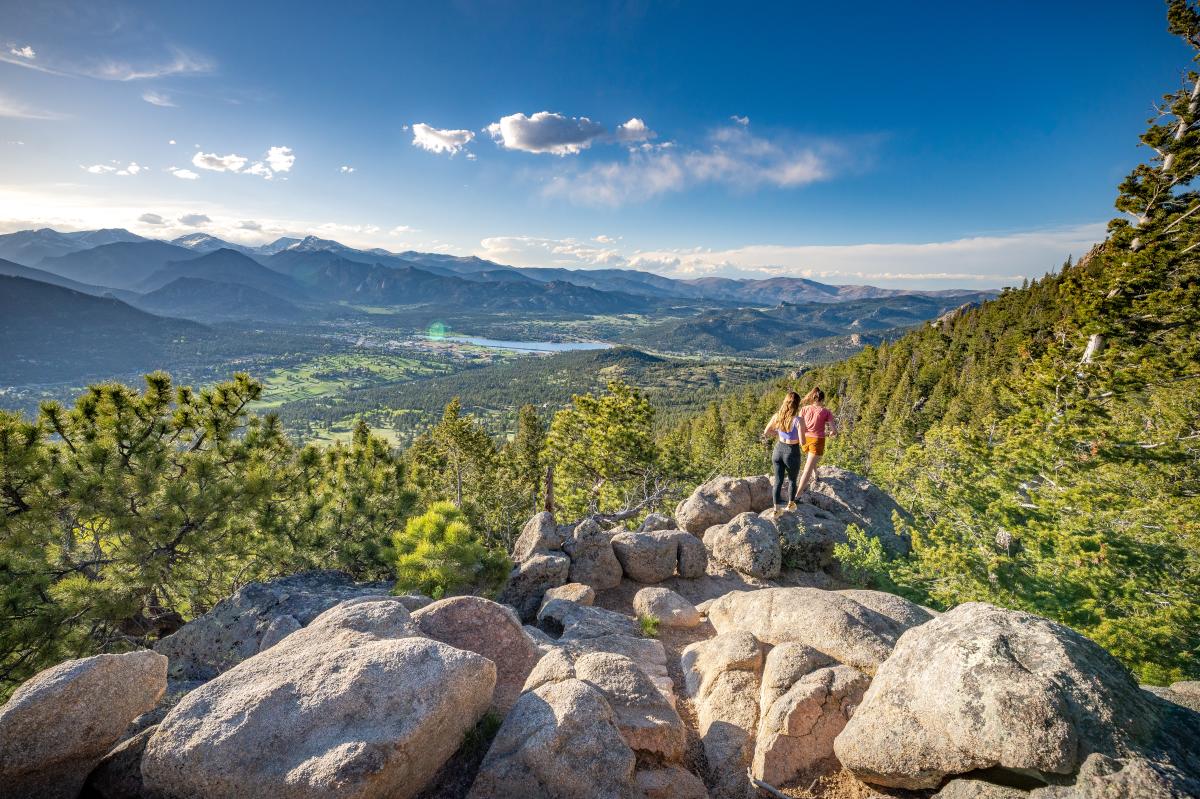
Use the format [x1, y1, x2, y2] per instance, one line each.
[787, 501, 797, 511]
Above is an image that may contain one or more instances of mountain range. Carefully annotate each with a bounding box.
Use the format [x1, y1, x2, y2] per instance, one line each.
[0, 227, 996, 321]
[0, 226, 1002, 384]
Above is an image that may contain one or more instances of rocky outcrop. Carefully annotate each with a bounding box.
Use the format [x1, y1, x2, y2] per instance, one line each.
[805, 466, 910, 556]
[682, 631, 764, 799]
[412, 595, 539, 713]
[0, 650, 167, 799]
[638, 512, 678, 533]
[562, 517, 623, 590]
[84, 725, 157, 799]
[633, 586, 701, 628]
[153, 570, 391, 681]
[525, 649, 686, 760]
[540, 581, 596, 611]
[636, 766, 710, 799]
[142, 597, 495, 799]
[835, 602, 1200, 792]
[752, 664, 869, 785]
[512, 510, 565, 561]
[498, 551, 571, 621]
[767, 504, 849, 572]
[468, 679, 641, 799]
[612, 528, 707, 583]
[707, 587, 932, 675]
[703, 512, 782, 579]
[674, 475, 772, 535]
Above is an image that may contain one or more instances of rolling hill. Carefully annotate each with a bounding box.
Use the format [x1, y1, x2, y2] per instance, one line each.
[0, 275, 207, 383]
[132, 277, 304, 323]
[138, 249, 312, 302]
[0, 257, 138, 302]
[620, 293, 997, 355]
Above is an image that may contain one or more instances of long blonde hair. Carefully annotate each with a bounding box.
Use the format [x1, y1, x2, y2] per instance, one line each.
[768, 391, 802, 433]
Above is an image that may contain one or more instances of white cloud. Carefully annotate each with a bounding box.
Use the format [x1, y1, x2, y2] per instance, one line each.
[339, 165, 355, 173]
[265, 145, 294, 172]
[168, 139, 176, 145]
[80, 161, 141, 176]
[0, 94, 65, 120]
[179, 213, 211, 227]
[192, 151, 247, 172]
[485, 111, 605, 155]
[615, 118, 654, 143]
[142, 90, 176, 107]
[139, 212, 165, 225]
[238, 220, 262, 230]
[411, 123, 474, 155]
[478, 235, 625, 269]
[169, 167, 199, 180]
[244, 162, 273, 178]
[11, 46, 35, 59]
[544, 124, 840, 205]
[389, 225, 415, 235]
[624, 224, 1106, 286]
[730, 115, 750, 126]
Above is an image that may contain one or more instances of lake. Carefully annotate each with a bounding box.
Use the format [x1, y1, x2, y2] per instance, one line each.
[438, 335, 611, 353]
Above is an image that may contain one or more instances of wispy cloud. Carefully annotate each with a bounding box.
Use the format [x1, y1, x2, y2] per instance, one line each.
[168, 167, 199, 180]
[142, 90, 176, 107]
[10, 45, 35, 59]
[139, 213, 165, 225]
[411, 123, 474, 155]
[543, 122, 846, 206]
[179, 213, 211, 226]
[0, 46, 214, 81]
[339, 165, 355, 173]
[0, 94, 66, 120]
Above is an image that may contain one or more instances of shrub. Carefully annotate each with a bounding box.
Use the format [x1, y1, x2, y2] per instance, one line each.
[392, 502, 510, 598]
[638, 614, 660, 637]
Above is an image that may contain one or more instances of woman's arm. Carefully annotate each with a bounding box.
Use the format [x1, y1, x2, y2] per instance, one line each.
[826, 410, 839, 437]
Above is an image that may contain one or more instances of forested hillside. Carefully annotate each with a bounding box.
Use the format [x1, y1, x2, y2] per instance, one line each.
[663, 8, 1200, 682]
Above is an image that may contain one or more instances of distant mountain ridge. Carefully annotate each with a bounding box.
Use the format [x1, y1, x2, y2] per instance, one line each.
[0, 228, 998, 308]
[0, 228, 146, 264]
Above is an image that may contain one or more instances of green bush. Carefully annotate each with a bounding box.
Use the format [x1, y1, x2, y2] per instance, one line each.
[392, 502, 509, 598]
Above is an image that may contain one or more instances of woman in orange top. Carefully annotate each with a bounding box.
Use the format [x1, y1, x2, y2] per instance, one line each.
[795, 387, 837, 498]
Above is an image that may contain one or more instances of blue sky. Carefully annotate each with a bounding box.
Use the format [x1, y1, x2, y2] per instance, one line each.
[0, 0, 1187, 287]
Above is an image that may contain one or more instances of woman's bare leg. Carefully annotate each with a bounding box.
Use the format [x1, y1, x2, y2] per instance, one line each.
[796, 453, 821, 496]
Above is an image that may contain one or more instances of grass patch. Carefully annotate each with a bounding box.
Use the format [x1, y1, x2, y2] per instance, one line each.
[638, 614, 661, 637]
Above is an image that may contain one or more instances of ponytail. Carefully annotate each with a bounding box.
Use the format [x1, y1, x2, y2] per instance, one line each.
[802, 387, 825, 405]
